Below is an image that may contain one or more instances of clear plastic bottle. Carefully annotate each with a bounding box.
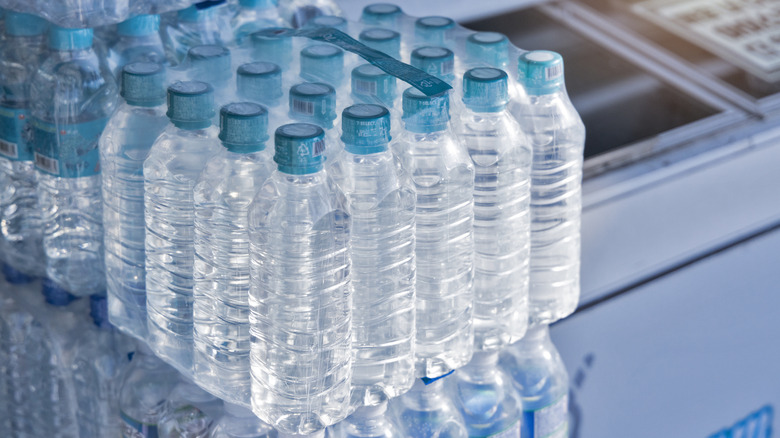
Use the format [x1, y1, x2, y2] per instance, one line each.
[248, 123, 351, 435]
[0, 12, 48, 280]
[350, 64, 397, 108]
[498, 325, 569, 438]
[299, 44, 346, 91]
[330, 402, 401, 438]
[236, 62, 284, 125]
[446, 352, 523, 437]
[359, 28, 402, 60]
[144, 81, 220, 373]
[159, 381, 224, 438]
[410, 47, 455, 85]
[186, 44, 233, 96]
[458, 67, 531, 352]
[101, 62, 169, 341]
[414, 16, 455, 49]
[119, 342, 181, 438]
[328, 104, 415, 406]
[250, 29, 295, 72]
[29, 26, 118, 297]
[277, 0, 342, 28]
[392, 87, 474, 379]
[231, 0, 284, 45]
[288, 82, 341, 162]
[192, 102, 274, 405]
[464, 33, 509, 70]
[391, 378, 467, 438]
[107, 14, 166, 78]
[511, 51, 585, 326]
[209, 402, 277, 438]
[307, 15, 348, 33]
[360, 4, 404, 31]
[162, 2, 234, 65]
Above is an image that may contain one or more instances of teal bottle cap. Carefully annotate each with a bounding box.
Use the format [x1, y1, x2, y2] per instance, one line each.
[351, 64, 396, 106]
[239, 0, 277, 8]
[309, 15, 348, 31]
[359, 28, 401, 59]
[466, 32, 509, 68]
[219, 102, 269, 153]
[402, 87, 450, 133]
[274, 123, 326, 174]
[188, 44, 232, 83]
[5, 11, 47, 37]
[166, 81, 215, 130]
[415, 16, 455, 45]
[411, 46, 454, 82]
[237, 62, 283, 106]
[462, 67, 509, 113]
[361, 3, 403, 27]
[117, 14, 160, 37]
[300, 44, 345, 86]
[289, 82, 337, 127]
[251, 28, 294, 68]
[341, 104, 391, 155]
[518, 50, 564, 95]
[122, 62, 166, 107]
[49, 26, 93, 51]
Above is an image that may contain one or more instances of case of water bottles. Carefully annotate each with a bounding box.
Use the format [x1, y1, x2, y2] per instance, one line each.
[0, 0, 583, 437]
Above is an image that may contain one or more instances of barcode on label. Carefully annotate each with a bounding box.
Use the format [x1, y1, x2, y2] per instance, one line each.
[0, 139, 18, 159]
[442, 59, 455, 75]
[312, 139, 325, 157]
[545, 63, 563, 81]
[355, 79, 378, 95]
[292, 99, 315, 116]
[34, 152, 59, 174]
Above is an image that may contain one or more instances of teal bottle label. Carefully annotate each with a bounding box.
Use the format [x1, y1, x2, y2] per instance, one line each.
[522, 394, 568, 438]
[0, 106, 33, 161]
[120, 411, 159, 438]
[32, 118, 108, 177]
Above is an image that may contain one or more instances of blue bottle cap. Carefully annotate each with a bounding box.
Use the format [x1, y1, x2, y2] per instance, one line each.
[341, 104, 391, 155]
[49, 26, 93, 51]
[361, 3, 403, 27]
[42, 278, 78, 307]
[518, 50, 564, 96]
[5, 11, 47, 37]
[351, 64, 396, 106]
[462, 67, 509, 113]
[415, 16, 455, 45]
[122, 62, 166, 107]
[2, 263, 34, 284]
[309, 15, 348, 31]
[117, 14, 160, 37]
[274, 123, 326, 175]
[178, 1, 221, 22]
[251, 28, 294, 68]
[166, 81, 215, 130]
[466, 32, 509, 68]
[239, 0, 277, 8]
[89, 294, 112, 329]
[188, 44, 232, 84]
[289, 82, 337, 127]
[359, 28, 401, 59]
[300, 44, 344, 86]
[219, 102, 269, 153]
[411, 46, 454, 82]
[237, 62, 283, 106]
[402, 87, 450, 133]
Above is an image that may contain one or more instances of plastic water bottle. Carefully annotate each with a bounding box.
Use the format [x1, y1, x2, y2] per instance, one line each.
[300, 44, 346, 90]
[512, 51, 585, 326]
[186, 45, 233, 93]
[231, 0, 284, 45]
[159, 381, 224, 438]
[250, 29, 295, 72]
[144, 81, 220, 373]
[328, 104, 415, 406]
[107, 14, 166, 78]
[307, 15, 349, 33]
[330, 402, 400, 438]
[499, 325, 569, 438]
[0, 12, 48, 280]
[359, 28, 402, 60]
[162, 2, 234, 65]
[119, 342, 181, 438]
[30, 25, 118, 296]
[446, 352, 523, 437]
[414, 16, 456, 48]
[209, 402, 277, 438]
[288, 82, 341, 162]
[392, 87, 474, 379]
[464, 33, 509, 69]
[410, 47, 455, 84]
[237, 62, 284, 125]
[360, 4, 404, 30]
[391, 378, 467, 438]
[278, 0, 342, 28]
[459, 67, 531, 351]
[350, 64, 398, 107]
[192, 102, 274, 405]
[248, 123, 351, 434]
[101, 62, 169, 341]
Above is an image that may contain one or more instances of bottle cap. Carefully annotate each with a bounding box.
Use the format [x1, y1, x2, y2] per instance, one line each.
[5, 11, 47, 37]
[49, 26, 93, 51]
[351, 64, 396, 106]
[187, 44, 232, 83]
[42, 278, 78, 307]
[359, 28, 401, 59]
[178, 1, 222, 22]
[251, 28, 294, 68]
[361, 3, 403, 27]
[341, 104, 391, 154]
[89, 294, 112, 329]
[274, 123, 326, 175]
[462, 67, 509, 112]
[300, 44, 344, 86]
[166, 81, 215, 130]
[411, 46, 454, 82]
[289, 82, 337, 127]
[237, 62, 283, 106]
[122, 62, 166, 107]
[309, 15, 348, 31]
[466, 32, 509, 68]
[518, 50, 564, 96]
[239, 0, 277, 8]
[402, 87, 450, 133]
[2, 263, 34, 284]
[117, 14, 160, 37]
[219, 102, 269, 153]
[415, 16, 455, 45]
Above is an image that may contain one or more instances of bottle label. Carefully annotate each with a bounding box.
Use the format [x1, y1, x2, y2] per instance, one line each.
[522, 394, 569, 438]
[0, 105, 32, 161]
[31, 118, 108, 177]
[120, 411, 159, 438]
[490, 420, 522, 438]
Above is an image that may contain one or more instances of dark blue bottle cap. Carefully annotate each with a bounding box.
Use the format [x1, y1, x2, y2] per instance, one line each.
[274, 123, 326, 175]
[518, 50, 564, 96]
[359, 28, 401, 59]
[166, 81, 215, 130]
[402, 86, 450, 134]
[188, 44, 232, 83]
[300, 44, 345, 86]
[462, 67, 509, 112]
[251, 28, 294, 68]
[351, 64, 396, 106]
[420, 370, 454, 385]
[219, 102, 269, 153]
[5, 11, 47, 37]
[49, 26, 93, 51]
[2, 263, 34, 284]
[411, 46, 454, 82]
[466, 32, 509, 68]
[42, 278, 78, 307]
[89, 294, 113, 329]
[289, 82, 337, 127]
[117, 14, 160, 37]
[361, 3, 403, 27]
[122, 62, 166, 107]
[309, 15, 348, 31]
[341, 104, 391, 155]
[415, 16, 455, 45]
[237, 62, 283, 106]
